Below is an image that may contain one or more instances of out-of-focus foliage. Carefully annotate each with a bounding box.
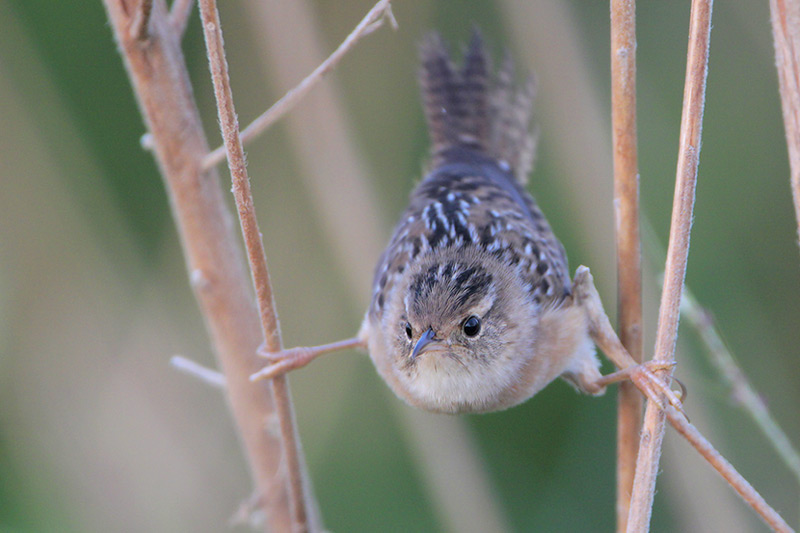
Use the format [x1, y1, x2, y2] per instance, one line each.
[1, 1, 797, 531]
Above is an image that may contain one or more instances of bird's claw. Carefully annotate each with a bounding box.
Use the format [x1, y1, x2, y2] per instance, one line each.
[629, 361, 684, 412]
[597, 360, 685, 413]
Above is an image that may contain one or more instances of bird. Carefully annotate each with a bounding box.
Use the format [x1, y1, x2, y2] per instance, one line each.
[251, 30, 680, 415]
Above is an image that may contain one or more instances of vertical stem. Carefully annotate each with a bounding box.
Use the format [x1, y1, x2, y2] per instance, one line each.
[102, 0, 302, 531]
[770, 0, 800, 249]
[196, 0, 311, 531]
[610, 1, 642, 530]
[627, 0, 713, 530]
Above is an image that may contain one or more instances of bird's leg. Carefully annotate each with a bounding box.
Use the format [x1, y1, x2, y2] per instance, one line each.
[250, 337, 366, 382]
[572, 266, 684, 412]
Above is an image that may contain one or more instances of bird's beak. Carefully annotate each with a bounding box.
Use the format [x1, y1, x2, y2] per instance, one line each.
[411, 327, 443, 360]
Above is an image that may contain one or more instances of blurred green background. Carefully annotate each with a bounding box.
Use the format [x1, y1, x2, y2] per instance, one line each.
[1, 1, 798, 531]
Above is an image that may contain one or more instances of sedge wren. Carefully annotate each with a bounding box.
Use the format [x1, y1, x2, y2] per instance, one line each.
[251, 31, 680, 415]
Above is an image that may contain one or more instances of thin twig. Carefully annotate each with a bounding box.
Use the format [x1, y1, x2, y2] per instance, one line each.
[130, 0, 154, 40]
[196, 1, 311, 531]
[169, 0, 194, 38]
[102, 1, 299, 531]
[241, 0, 388, 295]
[503, 2, 790, 528]
[680, 291, 800, 485]
[771, 0, 800, 249]
[201, 0, 396, 170]
[666, 408, 794, 532]
[577, 266, 793, 530]
[627, 0, 713, 530]
[641, 216, 800, 491]
[609, 1, 643, 530]
[171, 355, 226, 388]
[240, 2, 511, 530]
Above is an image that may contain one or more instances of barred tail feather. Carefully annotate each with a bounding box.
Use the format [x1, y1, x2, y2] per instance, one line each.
[419, 29, 537, 184]
[490, 54, 537, 185]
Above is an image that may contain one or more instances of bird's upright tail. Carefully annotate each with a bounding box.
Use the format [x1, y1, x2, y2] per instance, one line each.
[419, 30, 537, 184]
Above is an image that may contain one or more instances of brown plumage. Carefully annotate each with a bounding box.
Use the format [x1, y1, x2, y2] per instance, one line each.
[251, 30, 681, 417]
[420, 31, 536, 183]
[358, 30, 602, 413]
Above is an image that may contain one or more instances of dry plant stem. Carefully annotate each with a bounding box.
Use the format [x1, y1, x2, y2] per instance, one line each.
[169, 0, 194, 37]
[642, 219, 800, 495]
[202, 0, 395, 170]
[130, 0, 154, 40]
[771, 0, 800, 247]
[196, 0, 311, 531]
[574, 267, 682, 410]
[665, 408, 794, 532]
[102, 1, 298, 531]
[242, 3, 509, 531]
[627, 0, 712, 530]
[576, 269, 793, 530]
[609, 1, 643, 529]
[251, 337, 366, 382]
[680, 292, 800, 484]
[171, 355, 226, 389]
[643, 220, 800, 527]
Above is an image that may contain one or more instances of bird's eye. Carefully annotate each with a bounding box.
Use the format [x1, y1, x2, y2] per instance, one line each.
[404, 322, 413, 340]
[462, 316, 481, 337]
